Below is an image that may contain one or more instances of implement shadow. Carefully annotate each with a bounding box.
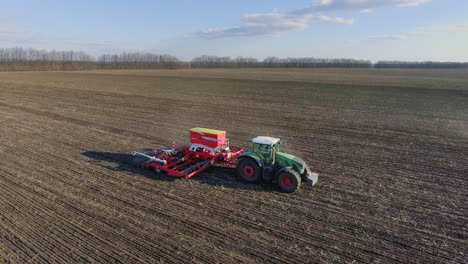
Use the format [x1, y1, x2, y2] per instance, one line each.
[81, 151, 177, 182]
[81, 151, 274, 192]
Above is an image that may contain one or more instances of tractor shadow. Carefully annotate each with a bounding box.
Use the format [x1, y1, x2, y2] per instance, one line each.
[81, 151, 275, 192]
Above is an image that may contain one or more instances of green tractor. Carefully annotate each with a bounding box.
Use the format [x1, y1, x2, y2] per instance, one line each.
[237, 136, 318, 192]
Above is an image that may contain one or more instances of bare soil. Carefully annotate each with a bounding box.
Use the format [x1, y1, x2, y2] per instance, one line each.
[0, 68, 467, 263]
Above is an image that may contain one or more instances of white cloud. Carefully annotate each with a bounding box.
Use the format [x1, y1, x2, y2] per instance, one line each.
[195, 11, 354, 39]
[0, 17, 21, 41]
[366, 23, 468, 42]
[446, 24, 468, 31]
[196, 11, 315, 39]
[369, 34, 408, 40]
[195, 0, 430, 39]
[243, 12, 313, 32]
[0, 28, 17, 35]
[319, 0, 333, 5]
[314, 15, 355, 24]
[195, 12, 357, 39]
[419, 23, 468, 32]
[307, 0, 431, 12]
[405, 23, 468, 37]
[0, 27, 20, 41]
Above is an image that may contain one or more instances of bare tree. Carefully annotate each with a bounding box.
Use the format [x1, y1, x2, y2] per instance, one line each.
[191, 55, 372, 68]
[2, 47, 467, 71]
[0, 47, 185, 71]
[0, 47, 96, 71]
[97, 52, 184, 69]
[375, 61, 468, 69]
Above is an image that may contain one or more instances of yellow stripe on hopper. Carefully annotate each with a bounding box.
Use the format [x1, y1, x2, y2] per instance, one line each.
[190, 127, 225, 135]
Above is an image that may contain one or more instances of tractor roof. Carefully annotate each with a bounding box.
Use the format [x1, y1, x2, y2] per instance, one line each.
[252, 136, 280, 146]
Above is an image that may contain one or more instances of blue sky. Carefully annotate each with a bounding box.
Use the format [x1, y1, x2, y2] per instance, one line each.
[0, 0, 467, 61]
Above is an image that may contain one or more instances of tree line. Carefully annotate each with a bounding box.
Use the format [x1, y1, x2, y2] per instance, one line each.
[0, 47, 96, 71]
[97, 52, 183, 69]
[374, 61, 468, 69]
[192, 55, 373, 68]
[0, 47, 467, 71]
[0, 47, 187, 71]
[191, 55, 468, 68]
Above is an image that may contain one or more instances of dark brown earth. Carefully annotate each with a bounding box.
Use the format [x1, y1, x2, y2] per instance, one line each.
[0, 68, 467, 263]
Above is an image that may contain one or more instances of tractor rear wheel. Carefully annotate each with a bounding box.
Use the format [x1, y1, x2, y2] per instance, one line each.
[237, 158, 261, 183]
[277, 168, 301, 193]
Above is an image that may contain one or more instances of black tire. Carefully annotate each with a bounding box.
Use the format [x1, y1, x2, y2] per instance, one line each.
[237, 158, 262, 183]
[277, 168, 301, 193]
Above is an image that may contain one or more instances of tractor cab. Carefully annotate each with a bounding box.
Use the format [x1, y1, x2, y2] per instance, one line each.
[251, 136, 280, 164]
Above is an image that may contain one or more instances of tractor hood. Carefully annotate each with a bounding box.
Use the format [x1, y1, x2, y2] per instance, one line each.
[276, 152, 307, 173]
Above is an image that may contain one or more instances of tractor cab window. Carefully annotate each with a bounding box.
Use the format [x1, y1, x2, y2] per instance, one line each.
[254, 143, 271, 154]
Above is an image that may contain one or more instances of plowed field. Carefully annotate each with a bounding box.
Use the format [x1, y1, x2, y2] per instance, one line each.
[0, 68, 467, 263]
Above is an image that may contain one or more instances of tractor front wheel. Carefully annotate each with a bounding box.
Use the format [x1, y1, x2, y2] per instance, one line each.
[237, 158, 261, 183]
[277, 169, 301, 193]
